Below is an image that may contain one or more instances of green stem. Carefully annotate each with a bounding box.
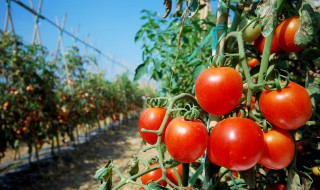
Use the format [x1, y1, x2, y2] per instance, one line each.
[258, 0, 285, 84]
[182, 163, 190, 187]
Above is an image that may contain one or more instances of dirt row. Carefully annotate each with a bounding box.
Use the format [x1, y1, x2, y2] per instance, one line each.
[0, 118, 158, 190]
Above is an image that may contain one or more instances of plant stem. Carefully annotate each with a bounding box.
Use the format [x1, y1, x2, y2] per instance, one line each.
[182, 163, 190, 187]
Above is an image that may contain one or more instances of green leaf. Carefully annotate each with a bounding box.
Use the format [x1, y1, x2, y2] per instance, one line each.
[218, 0, 228, 13]
[193, 64, 206, 82]
[295, 2, 317, 46]
[164, 159, 180, 169]
[287, 166, 313, 190]
[188, 161, 204, 186]
[306, 0, 320, 11]
[314, 57, 320, 67]
[187, 0, 199, 17]
[147, 181, 169, 190]
[94, 160, 113, 182]
[134, 63, 148, 81]
[306, 69, 320, 110]
[257, 0, 277, 37]
[239, 168, 255, 189]
[127, 155, 139, 176]
[135, 29, 144, 42]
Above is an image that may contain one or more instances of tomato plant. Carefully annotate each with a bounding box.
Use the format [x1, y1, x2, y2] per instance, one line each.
[254, 34, 281, 55]
[141, 163, 167, 187]
[195, 67, 243, 115]
[275, 16, 304, 53]
[259, 128, 295, 170]
[208, 118, 264, 171]
[138, 107, 172, 145]
[259, 82, 312, 130]
[165, 116, 208, 163]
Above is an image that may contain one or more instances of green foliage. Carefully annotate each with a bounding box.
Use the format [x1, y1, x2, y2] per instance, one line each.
[257, 0, 277, 37]
[134, 10, 216, 96]
[0, 31, 144, 163]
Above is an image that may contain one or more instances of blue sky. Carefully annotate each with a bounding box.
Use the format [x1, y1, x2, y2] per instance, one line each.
[0, 1, 221, 82]
[0, 0, 171, 80]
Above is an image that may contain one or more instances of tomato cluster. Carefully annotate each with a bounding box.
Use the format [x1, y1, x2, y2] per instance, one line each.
[134, 12, 315, 190]
[253, 16, 305, 55]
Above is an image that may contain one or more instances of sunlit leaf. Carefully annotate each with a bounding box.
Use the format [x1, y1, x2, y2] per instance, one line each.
[134, 63, 148, 81]
[286, 166, 313, 190]
[295, 2, 317, 46]
[218, 0, 228, 13]
[127, 155, 139, 176]
[193, 64, 206, 82]
[257, 0, 277, 37]
[306, 68, 320, 110]
[94, 160, 113, 182]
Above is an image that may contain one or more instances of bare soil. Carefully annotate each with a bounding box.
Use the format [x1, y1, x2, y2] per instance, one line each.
[0, 118, 157, 190]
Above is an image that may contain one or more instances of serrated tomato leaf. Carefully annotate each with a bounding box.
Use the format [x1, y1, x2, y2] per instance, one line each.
[94, 160, 113, 182]
[257, 0, 277, 37]
[193, 64, 206, 82]
[306, 68, 320, 110]
[286, 166, 313, 190]
[134, 62, 148, 81]
[295, 2, 317, 46]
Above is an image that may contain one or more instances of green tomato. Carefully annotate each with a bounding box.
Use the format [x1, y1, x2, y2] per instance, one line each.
[239, 17, 261, 43]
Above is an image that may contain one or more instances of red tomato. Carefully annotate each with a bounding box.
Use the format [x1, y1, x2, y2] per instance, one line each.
[165, 117, 208, 163]
[247, 58, 260, 68]
[254, 34, 281, 55]
[275, 16, 304, 53]
[166, 164, 183, 185]
[195, 67, 243, 115]
[259, 82, 312, 130]
[259, 128, 295, 170]
[141, 164, 167, 187]
[265, 183, 286, 190]
[138, 107, 172, 145]
[208, 118, 264, 171]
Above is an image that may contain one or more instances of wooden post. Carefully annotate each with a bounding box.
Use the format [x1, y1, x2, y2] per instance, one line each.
[54, 14, 71, 91]
[204, 1, 230, 188]
[4, 0, 15, 33]
[29, 0, 43, 45]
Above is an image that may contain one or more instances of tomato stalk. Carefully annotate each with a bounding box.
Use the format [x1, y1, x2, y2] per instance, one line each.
[257, 0, 285, 84]
[140, 93, 200, 188]
[182, 163, 190, 186]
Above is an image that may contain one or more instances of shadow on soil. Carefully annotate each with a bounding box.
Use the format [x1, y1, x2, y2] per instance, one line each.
[0, 118, 143, 190]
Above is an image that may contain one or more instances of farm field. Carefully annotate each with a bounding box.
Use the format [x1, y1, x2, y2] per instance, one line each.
[0, 117, 155, 190]
[1, 0, 320, 189]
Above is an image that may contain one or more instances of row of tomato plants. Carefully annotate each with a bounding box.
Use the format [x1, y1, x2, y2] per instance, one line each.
[95, 0, 320, 189]
[0, 31, 145, 164]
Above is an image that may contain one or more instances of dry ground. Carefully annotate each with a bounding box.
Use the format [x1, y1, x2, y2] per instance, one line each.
[0, 118, 158, 190]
